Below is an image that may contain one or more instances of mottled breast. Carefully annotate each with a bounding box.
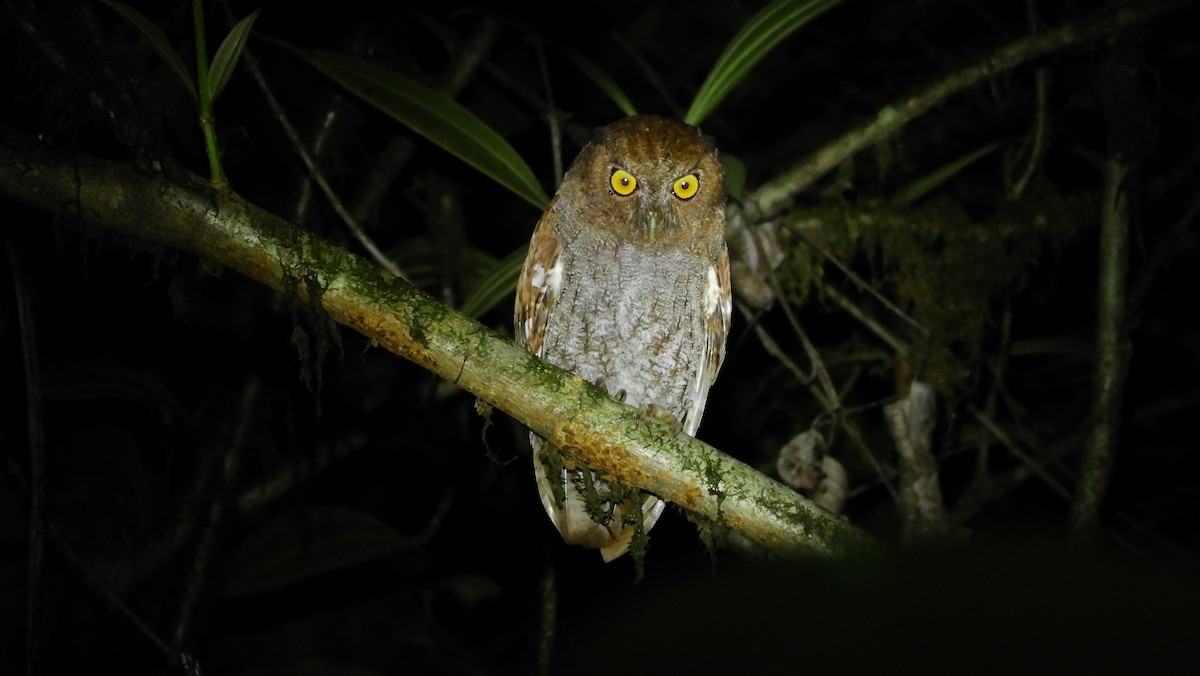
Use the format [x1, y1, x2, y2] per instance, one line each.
[541, 232, 710, 424]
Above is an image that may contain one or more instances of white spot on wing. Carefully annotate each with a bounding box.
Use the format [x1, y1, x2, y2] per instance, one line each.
[705, 265, 722, 315]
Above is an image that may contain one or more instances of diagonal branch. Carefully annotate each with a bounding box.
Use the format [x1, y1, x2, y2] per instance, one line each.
[0, 134, 872, 558]
[731, 0, 1190, 231]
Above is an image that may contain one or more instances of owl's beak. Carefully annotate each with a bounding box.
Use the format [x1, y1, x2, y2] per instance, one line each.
[640, 195, 670, 242]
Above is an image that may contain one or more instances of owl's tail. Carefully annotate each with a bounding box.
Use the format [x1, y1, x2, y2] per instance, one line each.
[532, 437, 665, 561]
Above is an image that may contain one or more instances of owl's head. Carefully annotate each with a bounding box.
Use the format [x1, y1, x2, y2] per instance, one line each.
[560, 115, 726, 250]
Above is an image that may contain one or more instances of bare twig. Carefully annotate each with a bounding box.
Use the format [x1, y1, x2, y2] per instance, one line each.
[732, 0, 1190, 231]
[537, 554, 557, 676]
[974, 307, 1009, 494]
[534, 39, 564, 187]
[1011, 68, 1049, 198]
[613, 32, 684, 119]
[237, 431, 366, 514]
[7, 242, 45, 676]
[767, 273, 841, 411]
[240, 45, 410, 281]
[793, 225, 929, 341]
[823, 284, 908, 355]
[1011, 0, 1049, 198]
[172, 378, 259, 651]
[1129, 194, 1200, 316]
[1070, 154, 1131, 533]
[4, 453, 199, 675]
[351, 19, 500, 225]
[968, 405, 1073, 500]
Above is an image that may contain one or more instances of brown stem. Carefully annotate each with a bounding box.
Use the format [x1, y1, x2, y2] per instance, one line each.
[1070, 154, 1131, 533]
[7, 242, 45, 676]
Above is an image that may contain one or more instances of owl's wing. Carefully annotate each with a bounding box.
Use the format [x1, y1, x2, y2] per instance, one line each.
[682, 245, 733, 437]
[514, 206, 562, 357]
[515, 207, 665, 562]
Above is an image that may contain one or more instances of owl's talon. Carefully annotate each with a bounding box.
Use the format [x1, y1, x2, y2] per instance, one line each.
[636, 403, 685, 437]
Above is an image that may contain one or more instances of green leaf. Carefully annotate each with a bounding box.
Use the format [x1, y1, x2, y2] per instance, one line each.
[684, 0, 843, 126]
[101, 0, 197, 103]
[388, 237, 501, 298]
[721, 153, 747, 201]
[1010, 336, 1092, 360]
[221, 507, 416, 598]
[890, 142, 1001, 206]
[207, 9, 261, 100]
[308, 50, 550, 210]
[460, 244, 528, 320]
[569, 53, 638, 117]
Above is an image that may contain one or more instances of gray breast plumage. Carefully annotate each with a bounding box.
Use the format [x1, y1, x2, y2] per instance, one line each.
[541, 232, 709, 431]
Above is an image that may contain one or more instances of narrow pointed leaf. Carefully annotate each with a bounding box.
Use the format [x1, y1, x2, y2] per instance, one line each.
[207, 9, 261, 100]
[685, 0, 842, 125]
[101, 0, 197, 102]
[222, 507, 416, 598]
[308, 50, 550, 210]
[569, 53, 638, 117]
[722, 153, 747, 200]
[460, 244, 528, 319]
[891, 142, 1001, 206]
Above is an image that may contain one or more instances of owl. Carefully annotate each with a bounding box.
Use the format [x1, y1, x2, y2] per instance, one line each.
[514, 114, 732, 561]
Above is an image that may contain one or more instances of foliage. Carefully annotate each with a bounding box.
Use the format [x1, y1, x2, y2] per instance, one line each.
[3, 0, 1199, 674]
[102, 0, 260, 184]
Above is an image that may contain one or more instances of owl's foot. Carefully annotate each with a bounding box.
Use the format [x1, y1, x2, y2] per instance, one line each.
[636, 403, 684, 438]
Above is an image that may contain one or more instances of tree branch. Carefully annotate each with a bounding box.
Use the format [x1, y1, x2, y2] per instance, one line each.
[1070, 155, 1131, 533]
[730, 0, 1190, 231]
[0, 134, 872, 557]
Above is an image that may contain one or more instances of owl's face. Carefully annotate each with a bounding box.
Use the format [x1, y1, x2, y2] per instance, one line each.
[555, 115, 726, 254]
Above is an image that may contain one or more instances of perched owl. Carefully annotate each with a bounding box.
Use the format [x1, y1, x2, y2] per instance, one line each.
[514, 115, 732, 561]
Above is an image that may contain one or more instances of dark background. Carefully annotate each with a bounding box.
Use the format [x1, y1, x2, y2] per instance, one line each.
[3, 0, 1200, 673]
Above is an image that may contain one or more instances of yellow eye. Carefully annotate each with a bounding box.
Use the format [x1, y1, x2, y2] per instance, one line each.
[672, 174, 699, 200]
[610, 169, 637, 196]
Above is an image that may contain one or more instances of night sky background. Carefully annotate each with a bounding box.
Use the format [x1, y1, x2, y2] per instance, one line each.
[3, 0, 1200, 673]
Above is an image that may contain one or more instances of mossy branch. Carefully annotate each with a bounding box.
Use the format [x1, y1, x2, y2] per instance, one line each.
[0, 134, 872, 558]
[731, 0, 1189, 230]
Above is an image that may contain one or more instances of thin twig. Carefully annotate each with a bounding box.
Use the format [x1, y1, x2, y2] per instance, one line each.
[172, 378, 259, 650]
[536, 552, 557, 676]
[793, 225, 929, 340]
[1011, 0, 1048, 198]
[766, 273, 841, 411]
[7, 242, 45, 676]
[736, 303, 896, 504]
[534, 39, 563, 187]
[1129, 193, 1200, 316]
[740, 304, 813, 386]
[968, 405, 1072, 499]
[4, 454, 199, 675]
[1070, 154, 1131, 533]
[240, 45, 410, 281]
[351, 18, 500, 224]
[237, 431, 366, 514]
[613, 32, 684, 119]
[1012, 68, 1048, 198]
[734, 0, 1190, 229]
[823, 284, 908, 355]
